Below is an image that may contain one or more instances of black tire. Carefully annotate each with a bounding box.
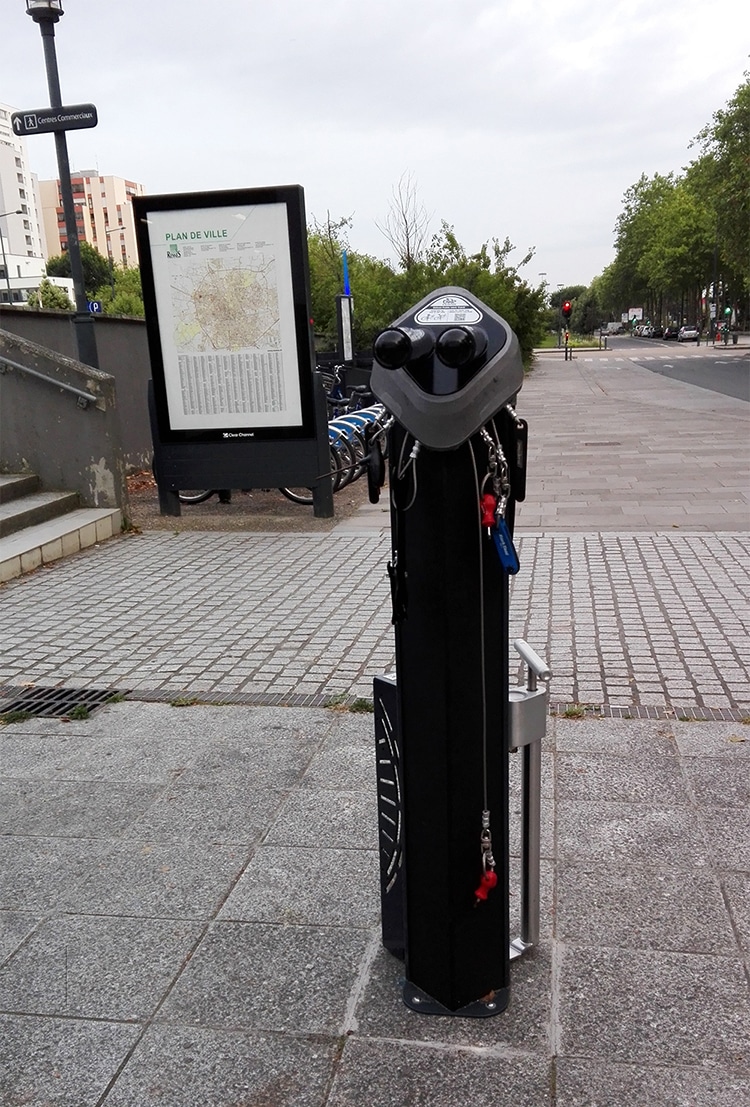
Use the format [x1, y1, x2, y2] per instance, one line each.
[278, 448, 341, 506]
[278, 486, 314, 505]
[177, 489, 216, 504]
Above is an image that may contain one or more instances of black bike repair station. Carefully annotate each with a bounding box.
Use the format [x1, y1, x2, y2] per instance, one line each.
[368, 287, 551, 1017]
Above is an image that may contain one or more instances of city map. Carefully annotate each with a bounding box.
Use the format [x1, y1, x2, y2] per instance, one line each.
[148, 202, 303, 431]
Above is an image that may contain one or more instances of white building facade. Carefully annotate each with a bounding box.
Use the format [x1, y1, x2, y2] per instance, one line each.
[0, 101, 49, 304]
[39, 171, 144, 269]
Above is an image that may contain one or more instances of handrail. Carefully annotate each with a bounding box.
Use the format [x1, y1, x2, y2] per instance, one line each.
[0, 353, 99, 408]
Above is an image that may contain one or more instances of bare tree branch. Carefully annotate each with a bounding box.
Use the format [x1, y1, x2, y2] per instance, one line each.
[376, 173, 432, 270]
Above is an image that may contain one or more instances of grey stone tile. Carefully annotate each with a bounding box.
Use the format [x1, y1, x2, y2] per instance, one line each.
[556, 1058, 750, 1106]
[219, 845, 380, 928]
[672, 721, 750, 758]
[0, 910, 42, 964]
[55, 734, 197, 783]
[0, 732, 88, 778]
[327, 1037, 553, 1106]
[0, 780, 163, 838]
[0, 1013, 139, 1107]
[683, 757, 750, 808]
[556, 801, 710, 867]
[0, 914, 202, 1020]
[104, 1024, 338, 1106]
[699, 807, 750, 871]
[126, 783, 287, 845]
[0, 836, 112, 911]
[265, 790, 378, 849]
[158, 921, 372, 1034]
[353, 944, 552, 1052]
[60, 838, 253, 918]
[556, 751, 687, 805]
[299, 742, 375, 791]
[0, 778, 42, 819]
[558, 945, 750, 1066]
[723, 872, 750, 952]
[177, 732, 319, 790]
[554, 717, 676, 754]
[556, 862, 737, 954]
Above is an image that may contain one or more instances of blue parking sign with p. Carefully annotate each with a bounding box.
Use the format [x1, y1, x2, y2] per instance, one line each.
[88, 300, 103, 313]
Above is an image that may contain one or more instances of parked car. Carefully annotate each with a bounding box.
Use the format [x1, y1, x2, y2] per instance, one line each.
[678, 325, 700, 342]
[663, 326, 680, 340]
[651, 326, 663, 338]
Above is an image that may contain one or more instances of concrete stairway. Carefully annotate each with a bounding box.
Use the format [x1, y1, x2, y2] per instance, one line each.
[0, 473, 122, 583]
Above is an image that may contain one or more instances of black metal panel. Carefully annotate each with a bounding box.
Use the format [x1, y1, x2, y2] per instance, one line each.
[388, 422, 511, 1014]
[373, 673, 405, 959]
[147, 379, 334, 518]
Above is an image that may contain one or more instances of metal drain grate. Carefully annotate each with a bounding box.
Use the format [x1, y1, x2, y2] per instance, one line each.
[0, 686, 128, 718]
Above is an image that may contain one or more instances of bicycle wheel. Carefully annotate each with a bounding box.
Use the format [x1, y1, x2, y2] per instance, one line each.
[178, 489, 216, 504]
[329, 428, 358, 489]
[332, 419, 367, 482]
[278, 486, 314, 505]
[278, 448, 341, 506]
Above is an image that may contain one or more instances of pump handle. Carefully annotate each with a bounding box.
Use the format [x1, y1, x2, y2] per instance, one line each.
[513, 639, 552, 682]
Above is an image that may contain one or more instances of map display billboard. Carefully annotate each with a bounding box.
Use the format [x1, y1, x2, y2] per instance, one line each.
[134, 186, 316, 442]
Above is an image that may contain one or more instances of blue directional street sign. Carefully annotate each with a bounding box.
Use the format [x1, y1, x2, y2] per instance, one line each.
[88, 300, 103, 313]
[11, 104, 98, 137]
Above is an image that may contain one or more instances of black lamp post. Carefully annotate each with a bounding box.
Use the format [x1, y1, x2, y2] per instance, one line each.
[26, 0, 98, 367]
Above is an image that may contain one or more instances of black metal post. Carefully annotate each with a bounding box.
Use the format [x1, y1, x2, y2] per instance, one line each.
[387, 424, 511, 1016]
[37, 19, 98, 368]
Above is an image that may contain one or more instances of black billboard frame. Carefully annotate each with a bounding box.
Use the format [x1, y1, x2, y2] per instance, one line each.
[134, 184, 333, 518]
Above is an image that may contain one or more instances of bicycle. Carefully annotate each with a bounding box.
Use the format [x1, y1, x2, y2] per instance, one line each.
[279, 404, 389, 506]
[166, 367, 383, 508]
[176, 488, 232, 505]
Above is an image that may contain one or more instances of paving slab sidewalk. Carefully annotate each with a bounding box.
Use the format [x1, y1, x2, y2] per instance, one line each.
[1, 705, 749, 1106]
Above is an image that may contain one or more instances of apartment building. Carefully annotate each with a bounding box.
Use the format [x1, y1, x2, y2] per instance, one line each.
[0, 101, 48, 303]
[39, 171, 144, 268]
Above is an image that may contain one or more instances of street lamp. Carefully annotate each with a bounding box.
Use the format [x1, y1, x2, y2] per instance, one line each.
[0, 208, 23, 305]
[26, 0, 98, 366]
[103, 225, 122, 299]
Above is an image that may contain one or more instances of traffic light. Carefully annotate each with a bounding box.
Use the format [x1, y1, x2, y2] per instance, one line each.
[724, 307, 731, 316]
[562, 300, 572, 321]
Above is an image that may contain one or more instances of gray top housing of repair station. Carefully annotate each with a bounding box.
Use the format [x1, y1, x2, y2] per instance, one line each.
[370, 286, 524, 450]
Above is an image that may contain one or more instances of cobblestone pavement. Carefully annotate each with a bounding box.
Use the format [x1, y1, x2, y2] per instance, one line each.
[0, 529, 748, 718]
[0, 350, 748, 718]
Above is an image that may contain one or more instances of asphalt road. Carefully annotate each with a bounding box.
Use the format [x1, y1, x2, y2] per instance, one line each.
[602, 335, 750, 402]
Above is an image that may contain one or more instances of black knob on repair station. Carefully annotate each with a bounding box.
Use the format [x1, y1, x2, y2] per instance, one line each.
[374, 327, 435, 370]
[435, 326, 488, 368]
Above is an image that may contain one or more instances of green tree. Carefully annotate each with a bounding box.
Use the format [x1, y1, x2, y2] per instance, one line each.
[46, 242, 111, 299]
[92, 265, 144, 317]
[26, 277, 73, 311]
[570, 277, 606, 334]
[307, 213, 353, 348]
[690, 74, 750, 302]
[307, 215, 546, 364]
[638, 183, 713, 303]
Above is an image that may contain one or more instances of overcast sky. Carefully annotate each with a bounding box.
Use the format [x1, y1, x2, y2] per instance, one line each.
[3, 0, 747, 292]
